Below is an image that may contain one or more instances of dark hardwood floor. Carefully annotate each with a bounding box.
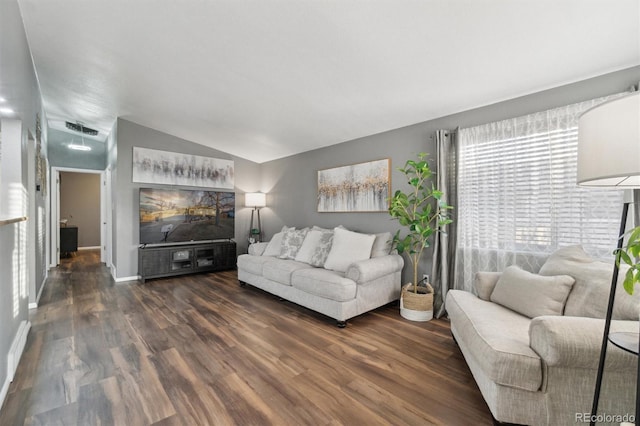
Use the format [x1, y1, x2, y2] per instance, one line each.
[0, 249, 492, 425]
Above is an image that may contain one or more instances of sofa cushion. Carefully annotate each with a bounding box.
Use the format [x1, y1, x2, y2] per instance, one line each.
[490, 265, 575, 318]
[263, 258, 313, 286]
[237, 254, 273, 276]
[446, 289, 542, 392]
[279, 228, 310, 260]
[539, 245, 640, 320]
[324, 228, 376, 273]
[292, 268, 357, 302]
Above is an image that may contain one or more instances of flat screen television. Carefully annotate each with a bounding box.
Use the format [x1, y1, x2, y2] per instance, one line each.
[139, 187, 235, 245]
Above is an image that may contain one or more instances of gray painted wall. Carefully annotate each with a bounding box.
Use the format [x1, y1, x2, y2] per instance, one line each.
[112, 118, 261, 279]
[60, 172, 101, 247]
[48, 128, 107, 171]
[0, 0, 46, 403]
[260, 66, 640, 284]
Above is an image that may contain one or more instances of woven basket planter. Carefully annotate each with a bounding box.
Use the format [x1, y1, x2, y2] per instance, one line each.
[400, 283, 434, 322]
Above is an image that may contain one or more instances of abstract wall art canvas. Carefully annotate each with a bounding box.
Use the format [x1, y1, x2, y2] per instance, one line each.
[317, 158, 390, 212]
[132, 147, 234, 189]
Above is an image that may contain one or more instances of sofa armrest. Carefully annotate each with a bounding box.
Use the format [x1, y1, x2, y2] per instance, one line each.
[248, 242, 269, 256]
[345, 254, 404, 284]
[529, 316, 638, 370]
[473, 271, 502, 300]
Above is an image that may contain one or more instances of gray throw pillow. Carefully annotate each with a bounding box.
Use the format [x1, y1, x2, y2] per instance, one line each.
[490, 265, 575, 318]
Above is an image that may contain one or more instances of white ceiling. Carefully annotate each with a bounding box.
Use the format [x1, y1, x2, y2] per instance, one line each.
[17, 0, 640, 163]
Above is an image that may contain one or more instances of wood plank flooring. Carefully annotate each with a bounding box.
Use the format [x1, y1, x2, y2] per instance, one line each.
[0, 250, 492, 425]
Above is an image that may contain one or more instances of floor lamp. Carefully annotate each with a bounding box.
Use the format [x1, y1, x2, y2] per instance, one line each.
[245, 192, 266, 243]
[577, 90, 640, 426]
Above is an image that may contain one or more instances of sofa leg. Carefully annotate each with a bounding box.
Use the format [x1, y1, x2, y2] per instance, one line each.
[239, 281, 246, 287]
[336, 321, 347, 328]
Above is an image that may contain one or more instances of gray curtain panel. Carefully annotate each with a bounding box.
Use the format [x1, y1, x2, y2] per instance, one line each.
[431, 129, 458, 318]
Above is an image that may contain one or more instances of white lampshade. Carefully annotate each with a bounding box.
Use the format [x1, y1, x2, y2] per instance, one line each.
[245, 192, 266, 208]
[577, 91, 640, 187]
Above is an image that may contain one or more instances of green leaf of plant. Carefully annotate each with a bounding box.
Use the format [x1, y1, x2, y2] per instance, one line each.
[618, 249, 633, 266]
[623, 268, 635, 295]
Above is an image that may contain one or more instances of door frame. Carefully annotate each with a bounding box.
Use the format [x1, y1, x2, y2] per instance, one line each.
[50, 167, 109, 266]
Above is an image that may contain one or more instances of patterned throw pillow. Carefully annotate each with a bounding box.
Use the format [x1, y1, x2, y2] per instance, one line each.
[308, 228, 336, 267]
[279, 228, 309, 260]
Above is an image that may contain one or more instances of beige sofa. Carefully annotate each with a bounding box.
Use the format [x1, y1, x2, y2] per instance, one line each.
[447, 246, 639, 426]
[237, 226, 404, 327]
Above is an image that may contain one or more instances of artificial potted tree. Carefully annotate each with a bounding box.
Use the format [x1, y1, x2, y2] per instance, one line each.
[389, 153, 453, 321]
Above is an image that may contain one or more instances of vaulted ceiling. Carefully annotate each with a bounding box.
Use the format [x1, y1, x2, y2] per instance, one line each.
[17, 0, 640, 163]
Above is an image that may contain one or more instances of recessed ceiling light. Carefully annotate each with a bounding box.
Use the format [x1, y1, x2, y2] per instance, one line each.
[68, 143, 92, 151]
[0, 107, 14, 114]
[0, 97, 6, 103]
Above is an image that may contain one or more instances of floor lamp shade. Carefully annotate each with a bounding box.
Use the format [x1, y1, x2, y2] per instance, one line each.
[578, 90, 640, 426]
[577, 91, 640, 187]
[245, 192, 266, 208]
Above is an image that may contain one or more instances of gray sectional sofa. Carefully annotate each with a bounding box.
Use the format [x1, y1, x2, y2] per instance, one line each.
[237, 226, 404, 326]
[447, 245, 640, 426]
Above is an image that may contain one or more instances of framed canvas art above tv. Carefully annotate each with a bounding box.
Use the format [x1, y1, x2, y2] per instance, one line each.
[133, 147, 234, 189]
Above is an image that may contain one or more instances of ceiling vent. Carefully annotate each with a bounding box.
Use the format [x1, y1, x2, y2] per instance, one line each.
[65, 121, 98, 135]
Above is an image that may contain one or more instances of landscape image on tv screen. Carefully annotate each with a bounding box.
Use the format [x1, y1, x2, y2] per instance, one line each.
[139, 188, 235, 245]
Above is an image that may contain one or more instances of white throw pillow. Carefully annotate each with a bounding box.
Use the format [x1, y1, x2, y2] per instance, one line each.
[294, 230, 324, 264]
[324, 227, 376, 273]
[262, 226, 293, 257]
[490, 265, 575, 318]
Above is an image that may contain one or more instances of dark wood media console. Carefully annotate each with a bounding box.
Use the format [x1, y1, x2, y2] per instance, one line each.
[138, 240, 236, 283]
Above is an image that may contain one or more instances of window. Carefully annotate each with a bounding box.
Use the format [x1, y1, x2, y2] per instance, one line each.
[455, 95, 626, 291]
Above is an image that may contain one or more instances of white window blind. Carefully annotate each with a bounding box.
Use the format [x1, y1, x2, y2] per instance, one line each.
[455, 95, 626, 291]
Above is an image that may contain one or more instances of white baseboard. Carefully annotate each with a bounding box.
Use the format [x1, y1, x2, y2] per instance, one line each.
[0, 376, 8, 414]
[114, 275, 140, 283]
[1, 320, 31, 407]
[29, 275, 48, 310]
[110, 265, 139, 283]
[78, 246, 100, 251]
